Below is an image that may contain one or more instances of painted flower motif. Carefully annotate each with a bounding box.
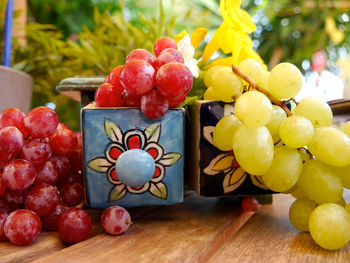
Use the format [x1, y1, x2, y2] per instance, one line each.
[88, 119, 181, 202]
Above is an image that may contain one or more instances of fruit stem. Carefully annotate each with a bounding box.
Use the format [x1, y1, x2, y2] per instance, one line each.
[125, 220, 133, 225]
[231, 65, 293, 116]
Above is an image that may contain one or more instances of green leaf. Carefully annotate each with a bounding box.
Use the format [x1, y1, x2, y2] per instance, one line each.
[109, 185, 127, 202]
[159, 153, 182, 167]
[144, 123, 161, 143]
[88, 157, 111, 173]
[149, 182, 167, 200]
[104, 119, 123, 143]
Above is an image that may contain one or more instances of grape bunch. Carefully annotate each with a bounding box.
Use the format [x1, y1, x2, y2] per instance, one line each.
[95, 37, 194, 119]
[206, 59, 350, 250]
[0, 107, 88, 245]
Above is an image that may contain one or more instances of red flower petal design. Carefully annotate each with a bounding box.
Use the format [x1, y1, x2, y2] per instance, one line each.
[109, 146, 123, 160]
[153, 166, 161, 178]
[110, 167, 119, 181]
[147, 147, 158, 159]
[127, 135, 141, 149]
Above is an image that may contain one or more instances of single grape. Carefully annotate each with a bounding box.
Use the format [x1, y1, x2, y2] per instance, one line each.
[24, 106, 58, 138]
[291, 186, 307, 199]
[123, 91, 142, 107]
[50, 156, 71, 183]
[101, 206, 132, 235]
[0, 108, 26, 135]
[211, 67, 243, 102]
[342, 121, 350, 137]
[60, 182, 85, 207]
[4, 209, 41, 246]
[20, 138, 52, 166]
[4, 189, 26, 205]
[232, 125, 274, 175]
[204, 66, 225, 88]
[69, 148, 83, 173]
[0, 212, 8, 241]
[307, 127, 350, 167]
[241, 197, 260, 212]
[213, 115, 242, 151]
[309, 203, 350, 250]
[25, 183, 60, 216]
[141, 89, 169, 119]
[49, 128, 77, 157]
[126, 49, 156, 68]
[289, 197, 317, 232]
[265, 105, 287, 142]
[268, 62, 303, 100]
[262, 146, 303, 192]
[298, 160, 343, 204]
[154, 37, 177, 57]
[0, 126, 24, 154]
[155, 48, 184, 70]
[2, 159, 36, 191]
[293, 96, 333, 127]
[168, 93, 187, 108]
[41, 202, 69, 231]
[257, 71, 270, 92]
[94, 83, 123, 107]
[203, 87, 218, 100]
[234, 91, 272, 128]
[120, 60, 155, 96]
[35, 161, 59, 185]
[58, 208, 92, 244]
[279, 115, 314, 148]
[155, 62, 193, 98]
[238, 58, 264, 84]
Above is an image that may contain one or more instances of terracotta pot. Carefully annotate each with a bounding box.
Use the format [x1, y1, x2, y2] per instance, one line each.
[0, 66, 33, 113]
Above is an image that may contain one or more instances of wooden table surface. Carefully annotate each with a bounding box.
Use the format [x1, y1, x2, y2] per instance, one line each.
[0, 192, 349, 263]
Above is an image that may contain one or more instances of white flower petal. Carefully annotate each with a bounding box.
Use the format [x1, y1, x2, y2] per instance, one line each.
[178, 35, 195, 61]
[185, 60, 200, 78]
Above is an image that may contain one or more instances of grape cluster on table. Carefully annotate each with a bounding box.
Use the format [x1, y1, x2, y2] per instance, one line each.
[95, 37, 193, 119]
[0, 107, 131, 246]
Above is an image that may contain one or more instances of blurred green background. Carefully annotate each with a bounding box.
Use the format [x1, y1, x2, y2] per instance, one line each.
[1, 0, 349, 130]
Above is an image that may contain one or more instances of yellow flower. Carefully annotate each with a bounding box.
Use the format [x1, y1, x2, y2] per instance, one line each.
[175, 28, 208, 49]
[325, 16, 344, 45]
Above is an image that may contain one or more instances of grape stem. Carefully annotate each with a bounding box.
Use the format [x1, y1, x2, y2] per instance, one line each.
[231, 65, 293, 116]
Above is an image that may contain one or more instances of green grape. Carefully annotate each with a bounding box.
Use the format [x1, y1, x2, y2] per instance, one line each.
[213, 115, 242, 151]
[257, 71, 270, 92]
[298, 148, 312, 163]
[331, 164, 350, 189]
[266, 105, 287, 141]
[262, 146, 303, 192]
[234, 91, 272, 128]
[289, 197, 317, 232]
[204, 65, 224, 87]
[336, 197, 346, 207]
[298, 160, 343, 204]
[291, 186, 307, 199]
[308, 127, 350, 167]
[238, 58, 263, 84]
[203, 87, 217, 100]
[232, 125, 274, 175]
[268, 62, 303, 100]
[211, 67, 243, 102]
[341, 121, 350, 137]
[293, 96, 333, 127]
[309, 203, 350, 250]
[345, 203, 350, 214]
[279, 115, 314, 148]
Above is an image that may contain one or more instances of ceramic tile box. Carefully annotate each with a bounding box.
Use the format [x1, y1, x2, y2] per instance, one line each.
[188, 100, 273, 198]
[81, 103, 185, 208]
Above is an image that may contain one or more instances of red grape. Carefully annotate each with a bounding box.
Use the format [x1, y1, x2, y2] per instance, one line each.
[241, 197, 261, 212]
[75, 132, 82, 150]
[57, 171, 84, 189]
[41, 202, 69, 231]
[154, 37, 177, 57]
[2, 159, 36, 191]
[68, 148, 83, 173]
[58, 208, 92, 244]
[4, 209, 41, 246]
[57, 123, 70, 130]
[123, 92, 142, 107]
[126, 49, 156, 68]
[0, 173, 5, 197]
[101, 206, 131, 235]
[60, 182, 85, 207]
[4, 189, 26, 205]
[20, 138, 52, 166]
[35, 161, 59, 185]
[168, 93, 187, 108]
[50, 156, 71, 180]
[49, 128, 77, 157]
[0, 198, 17, 213]
[0, 151, 13, 170]
[0, 108, 26, 135]
[120, 60, 155, 96]
[155, 48, 184, 70]
[25, 183, 60, 216]
[155, 62, 193, 98]
[104, 65, 124, 89]
[0, 126, 24, 154]
[24, 107, 58, 138]
[0, 212, 8, 241]
[95, 83, 123, 108]
[141, 90, 169, 119]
